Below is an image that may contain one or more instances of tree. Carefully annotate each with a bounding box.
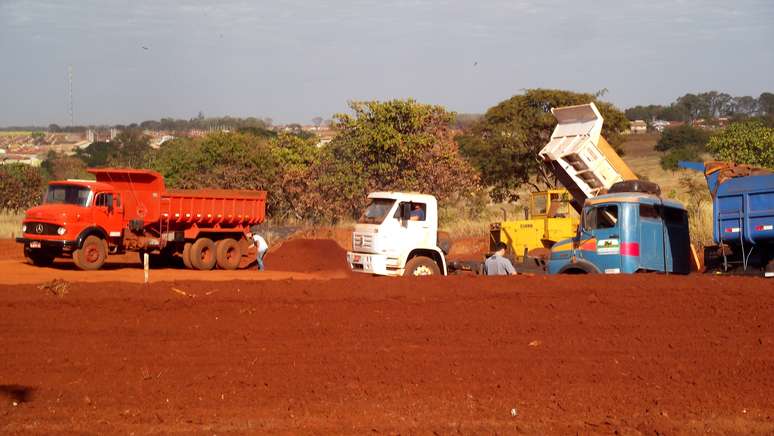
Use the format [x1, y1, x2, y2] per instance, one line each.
[457, 89, 629, 201]
[307, 99, 479, 220]
[706, 119, 774, 168]
[41, 151, 89, 180]
[625, 105, 665, 122]
[730, 96, 758, 117]
[107, 129, 152, 168]
[675, 93, 708, 121]
[655, 125, 710, 152]
[311, 116, 323, 127]
[76, 141, 117, 167]
[759, 92, 774, 116]
[149, 131, 279, 191]
[0, 164, 44, 212]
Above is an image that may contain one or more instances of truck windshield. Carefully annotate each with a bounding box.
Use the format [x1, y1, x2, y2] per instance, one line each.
[45, 185, 91, 207]
[358, 198, 395, 224]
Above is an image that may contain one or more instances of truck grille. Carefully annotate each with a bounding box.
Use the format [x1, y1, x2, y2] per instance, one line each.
[25, 222, 60, 235]
[353, 233, 373, 250]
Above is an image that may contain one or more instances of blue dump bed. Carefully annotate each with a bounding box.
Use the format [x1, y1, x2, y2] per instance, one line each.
[680, 161, 774, 246]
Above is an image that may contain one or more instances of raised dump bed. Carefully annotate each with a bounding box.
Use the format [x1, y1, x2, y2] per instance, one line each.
[539, 102, 638, 212]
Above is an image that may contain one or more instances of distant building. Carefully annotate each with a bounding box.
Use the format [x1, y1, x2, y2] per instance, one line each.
[651, 120, 686, 133]
[630, 120, 647, 134]
[1, 154, 42, 167]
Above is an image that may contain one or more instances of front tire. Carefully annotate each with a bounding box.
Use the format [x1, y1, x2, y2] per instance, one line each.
[189, 238, 216, 270]
[73, 236, 108, 270]
[403, 256, 440, 276]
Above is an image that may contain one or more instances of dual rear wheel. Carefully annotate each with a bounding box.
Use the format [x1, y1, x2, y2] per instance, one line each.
[184, 238, 242, 270]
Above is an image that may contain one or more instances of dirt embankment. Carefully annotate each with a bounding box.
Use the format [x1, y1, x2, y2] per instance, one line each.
[1, 274, 773, 434]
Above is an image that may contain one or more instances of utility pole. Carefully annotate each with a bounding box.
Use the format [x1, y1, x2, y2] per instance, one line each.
[68, 65, 74, 127]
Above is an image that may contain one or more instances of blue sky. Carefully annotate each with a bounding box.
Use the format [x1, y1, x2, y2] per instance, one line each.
[1, 0, 772, 126]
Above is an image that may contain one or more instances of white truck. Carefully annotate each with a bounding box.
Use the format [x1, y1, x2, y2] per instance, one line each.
[346, 192, 453, 276]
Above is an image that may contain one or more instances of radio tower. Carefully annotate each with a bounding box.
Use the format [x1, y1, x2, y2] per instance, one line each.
[68, 65, 74, 127]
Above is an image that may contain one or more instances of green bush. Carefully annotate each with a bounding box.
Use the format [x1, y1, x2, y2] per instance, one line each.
[0, 164, 44, 212]
[706, 120, 774, 168]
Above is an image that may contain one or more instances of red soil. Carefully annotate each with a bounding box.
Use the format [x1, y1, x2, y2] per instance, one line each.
[1, 274, 773, 433]
[266, 238, 352, 274]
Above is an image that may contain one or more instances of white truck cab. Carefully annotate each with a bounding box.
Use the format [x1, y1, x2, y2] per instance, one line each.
[347, 192, 449, 276]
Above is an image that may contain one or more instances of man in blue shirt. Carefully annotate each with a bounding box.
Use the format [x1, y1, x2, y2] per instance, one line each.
[409, 204, 425, 221]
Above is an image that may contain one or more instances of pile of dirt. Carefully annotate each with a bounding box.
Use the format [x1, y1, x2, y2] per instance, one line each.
[0, 239, 22, 261]
[265, 238, 352, 273]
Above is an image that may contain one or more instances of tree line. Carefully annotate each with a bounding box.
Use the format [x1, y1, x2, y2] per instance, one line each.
[3, 88, 773, 220]
[626, 91, 774, 123]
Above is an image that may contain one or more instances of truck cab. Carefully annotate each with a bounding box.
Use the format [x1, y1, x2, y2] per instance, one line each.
[17, 180, 124, 268]
[547, 193, 691, 274]
[347, 192, 449, 276]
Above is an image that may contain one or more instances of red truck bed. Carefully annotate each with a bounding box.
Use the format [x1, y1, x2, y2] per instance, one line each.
[89, 168, 266, 226]
[162, 189, 266, 226]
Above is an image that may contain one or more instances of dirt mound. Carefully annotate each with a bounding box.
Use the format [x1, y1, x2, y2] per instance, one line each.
[265, 238, 352, 273]
[0, 239, 22, 261]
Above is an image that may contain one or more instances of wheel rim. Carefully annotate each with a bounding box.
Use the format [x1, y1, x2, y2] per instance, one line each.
[200, 247, 212, 263]
[84, 244, 100, 263]
[412, 265, 434, 276]
[226, 247, 237, 262]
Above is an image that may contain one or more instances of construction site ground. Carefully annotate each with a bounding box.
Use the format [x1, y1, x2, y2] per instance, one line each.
[1, 237, 773, 434]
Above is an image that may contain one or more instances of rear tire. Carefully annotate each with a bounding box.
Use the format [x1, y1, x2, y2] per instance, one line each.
[182, 242, 193, 269]
[189, 238, 216, 270]
[73, 236, 108, 270]
[24, 245, 55, 266]
[403, 256, 440, 276]
[215, 238, 241, 270]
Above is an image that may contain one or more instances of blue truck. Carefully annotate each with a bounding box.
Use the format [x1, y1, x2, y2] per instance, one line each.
[547, 185, 692, 275]
[680, 161, 774, 276]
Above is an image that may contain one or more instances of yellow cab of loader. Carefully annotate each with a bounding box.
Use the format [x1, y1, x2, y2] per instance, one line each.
[490, 189, 579, 260]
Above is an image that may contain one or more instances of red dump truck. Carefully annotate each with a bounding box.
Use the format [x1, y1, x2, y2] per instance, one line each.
[16, 168, 266, 271]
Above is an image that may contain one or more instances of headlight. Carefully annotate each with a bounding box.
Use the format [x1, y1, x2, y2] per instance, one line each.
[21, 224, 26, 233]
[57, 226, 66, 235]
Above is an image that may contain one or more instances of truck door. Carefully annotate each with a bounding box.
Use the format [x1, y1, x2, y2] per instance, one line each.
[638, 203, 665, 271]
[579, 203, 622, 273]
[94, 192, 124, 238]
[395, 201, 431, 248]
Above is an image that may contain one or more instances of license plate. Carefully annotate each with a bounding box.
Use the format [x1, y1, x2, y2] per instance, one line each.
[29, 241, 41, 248]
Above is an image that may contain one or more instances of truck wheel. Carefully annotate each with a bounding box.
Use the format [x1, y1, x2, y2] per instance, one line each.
[73, 236, 108, 270]
[404, 256, 440, 276]
[24, 245, 55, 266]
[215, 239, 241, 270]
[182, 243, 193, 269]
[190, 238, 216, 270]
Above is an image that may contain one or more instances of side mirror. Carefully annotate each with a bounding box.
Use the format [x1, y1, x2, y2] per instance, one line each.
[400, 203, 411, 220]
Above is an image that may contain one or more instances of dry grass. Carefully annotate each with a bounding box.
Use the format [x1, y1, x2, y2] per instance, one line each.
[0, 211, 24, 239]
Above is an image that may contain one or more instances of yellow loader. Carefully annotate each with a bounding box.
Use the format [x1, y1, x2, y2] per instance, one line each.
[489, 189, 579, 260]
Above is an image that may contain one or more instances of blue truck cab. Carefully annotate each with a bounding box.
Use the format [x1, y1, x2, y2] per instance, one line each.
[548, 193, 691, 274]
